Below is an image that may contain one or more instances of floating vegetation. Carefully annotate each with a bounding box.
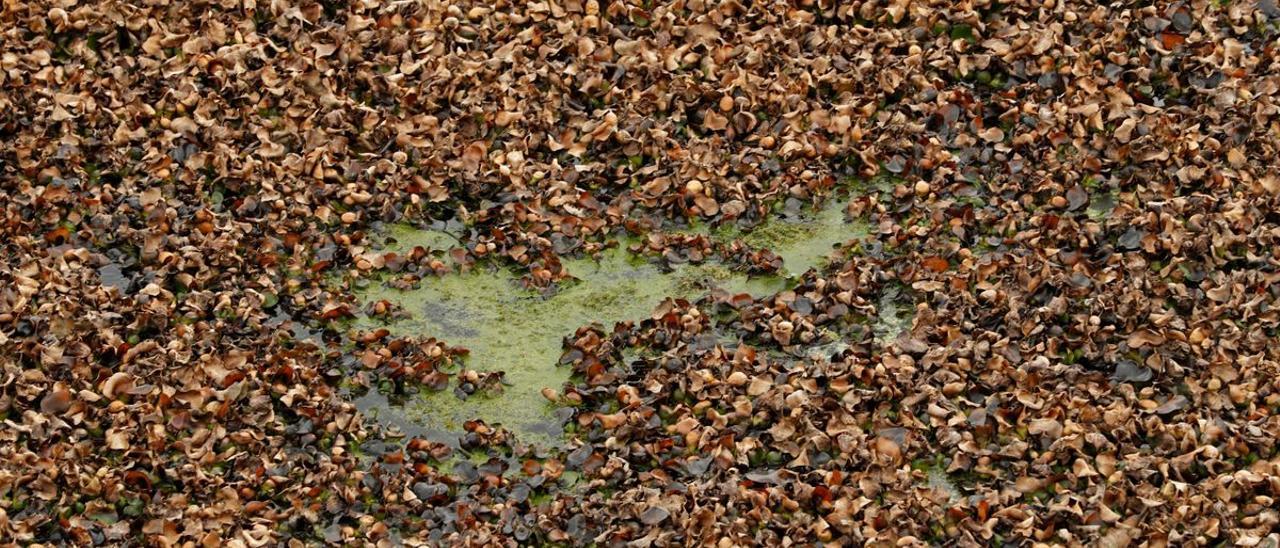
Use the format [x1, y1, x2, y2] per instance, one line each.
[11, 0, 1275, 543]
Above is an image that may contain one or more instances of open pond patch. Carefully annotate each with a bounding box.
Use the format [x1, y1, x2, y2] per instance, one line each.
[350, 198, 869, 446]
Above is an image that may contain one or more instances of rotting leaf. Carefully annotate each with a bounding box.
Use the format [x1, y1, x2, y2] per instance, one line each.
[1155, 395, 1189, 416]
[639, 506, 670, 525]
[1111, 360, 1153, 383]
[921, 256, 949, 273]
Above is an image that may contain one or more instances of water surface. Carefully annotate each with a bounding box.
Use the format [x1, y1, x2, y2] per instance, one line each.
[352, 198, 868, 446]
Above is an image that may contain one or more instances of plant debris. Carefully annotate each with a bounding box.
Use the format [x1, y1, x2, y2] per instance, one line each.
[3, 0, 1280, 545]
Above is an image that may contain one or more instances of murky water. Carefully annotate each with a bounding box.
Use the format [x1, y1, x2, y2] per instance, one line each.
[351, 198, 869, 446]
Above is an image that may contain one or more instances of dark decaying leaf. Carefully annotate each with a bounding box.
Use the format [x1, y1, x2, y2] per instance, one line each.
[639, 507, 670, 525]
[1112, 360, 1153, 383]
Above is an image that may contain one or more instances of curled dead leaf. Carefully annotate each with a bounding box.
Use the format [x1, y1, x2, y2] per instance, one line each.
[1127, 329, 1165, 348]
[102, 372, 135, 399]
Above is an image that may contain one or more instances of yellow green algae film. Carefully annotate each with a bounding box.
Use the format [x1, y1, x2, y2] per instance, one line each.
[351, 197, 870, 446]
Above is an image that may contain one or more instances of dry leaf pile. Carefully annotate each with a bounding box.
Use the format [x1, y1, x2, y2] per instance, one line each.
[2, 0, 1280, 545]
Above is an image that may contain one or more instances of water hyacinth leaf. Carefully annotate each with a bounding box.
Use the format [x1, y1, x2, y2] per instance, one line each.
[1118, 228, 1147, 250]
[1066, 186, 1089, 211]
[639, 507, 669, 525]
[1155, 395, 1189, 415]
[1112, 360, 1153, 383]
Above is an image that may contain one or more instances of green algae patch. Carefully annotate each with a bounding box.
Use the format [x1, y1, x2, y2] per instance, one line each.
[912, 457, 965, 504]
[381, 223, 461, 254]
[352, 198, 867, 446]
[1086, 190, 1118, 222]
[874, 284, 916, 345]
[733, 198, 854, 277]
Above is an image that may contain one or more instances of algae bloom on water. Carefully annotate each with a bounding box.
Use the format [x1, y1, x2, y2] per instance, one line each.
[351, 199, 867, 447]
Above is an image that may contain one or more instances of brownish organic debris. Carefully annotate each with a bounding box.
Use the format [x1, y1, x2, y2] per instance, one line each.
[3, 0, 1280, 545]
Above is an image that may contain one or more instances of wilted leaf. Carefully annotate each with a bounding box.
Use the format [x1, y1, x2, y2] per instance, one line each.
[639, 507, 669, 525]
[1127, 329, 1165, 348]
[1159, 32, 1186, 49]
[921, 256, 949, 273]
[1155, 395, 1189, 415]
[1111, 360, 1152, 383]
